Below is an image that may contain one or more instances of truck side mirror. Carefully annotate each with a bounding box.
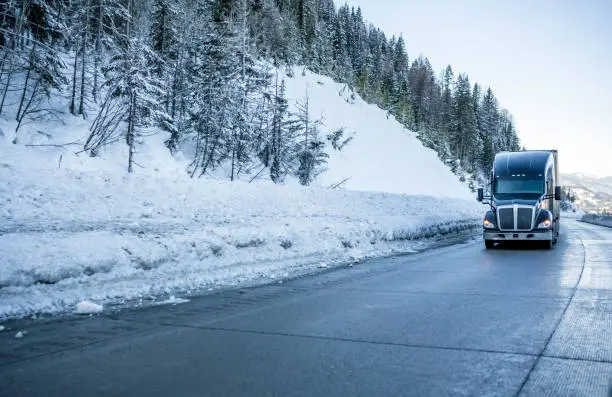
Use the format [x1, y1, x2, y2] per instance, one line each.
[477, 188, 484, 202]
[555, 186, 562, 201]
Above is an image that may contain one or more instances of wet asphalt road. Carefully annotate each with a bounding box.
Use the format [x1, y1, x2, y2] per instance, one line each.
[1, 219, 611, 397]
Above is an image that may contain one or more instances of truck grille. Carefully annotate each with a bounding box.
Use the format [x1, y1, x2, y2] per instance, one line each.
[517, 208, 533, 230]
[497, 206, 534, 231]
[498, 208, 514, 230]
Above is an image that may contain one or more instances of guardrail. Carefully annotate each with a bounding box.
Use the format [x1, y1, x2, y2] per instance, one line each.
[581, 214, 612, 228]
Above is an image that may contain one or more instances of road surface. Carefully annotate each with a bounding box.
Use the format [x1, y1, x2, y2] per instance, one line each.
[1, 219, 611, 396]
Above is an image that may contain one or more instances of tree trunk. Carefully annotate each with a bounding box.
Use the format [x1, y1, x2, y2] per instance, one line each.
[304, 94, 309, 149]
[93, 0, 103, 102]
[0, 52, 14, 115]
[16, 48, 34, 122]
[126, 0, 132, 39]
[230, 146, 236, 181]
[127, 93, 135, 173]
[189, 128, 202, 178]
[16, 78, 40, 133]
[78, 47, 86, 115]
[0, 73, 11, 115]
[70, 43, 78, 115]
[0, 46, 9, 77]
[14, 0, 27, 51]
[170, 64, 178, 119]
[79, 0, 91, 116]
[269, 69, 279, 172]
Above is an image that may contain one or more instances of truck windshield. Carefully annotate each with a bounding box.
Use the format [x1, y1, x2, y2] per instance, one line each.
[494, 179, 544, 196]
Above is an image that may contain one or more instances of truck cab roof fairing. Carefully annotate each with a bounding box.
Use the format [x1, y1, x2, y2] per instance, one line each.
[494, 151, 552, 179]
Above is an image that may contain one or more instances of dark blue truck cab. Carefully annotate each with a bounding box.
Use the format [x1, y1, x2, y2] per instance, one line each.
[477, 150, 561, 249]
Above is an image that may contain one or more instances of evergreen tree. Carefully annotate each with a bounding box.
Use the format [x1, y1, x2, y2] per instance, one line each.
[269, 78, 288, 182]
[472, 82, 482, 136]
[449, 73, 477, 172]
[268, 76, 301, 183]
[151, 0, 178, 61]
[479, 87, 498, 172]
[11, 0, 68, 136]
[250, 0, 285, 62]
[184, 1, 237, 177]
[219, 0, 273, 181]
[293, 92, 328, 185]
[408, 57, 435, 128]
[85, 35, 167, 173]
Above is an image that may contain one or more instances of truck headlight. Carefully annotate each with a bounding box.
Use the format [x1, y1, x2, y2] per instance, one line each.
[536, 210, 553, 229]
[483, 211, 496, 229]
[537, 219, 552, 229]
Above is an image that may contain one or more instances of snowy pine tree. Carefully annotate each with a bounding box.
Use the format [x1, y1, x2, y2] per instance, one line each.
[292, 92, 328, 185]
[269, 77, 291, 183]
[85, 29, 168, 173]
[479, 87, 499, 172]
[183, 0, 238, 177]
[11, 1, 68, 137]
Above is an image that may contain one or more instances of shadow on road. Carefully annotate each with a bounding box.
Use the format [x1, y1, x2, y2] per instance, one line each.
[486, 241, 557, 251]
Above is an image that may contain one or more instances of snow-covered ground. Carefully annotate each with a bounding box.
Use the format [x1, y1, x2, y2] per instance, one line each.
[0, 68, 480, 319]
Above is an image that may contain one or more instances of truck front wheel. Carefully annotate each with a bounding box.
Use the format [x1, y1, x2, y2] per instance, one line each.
[485, 240, 495, 249]
[544, 239, 553, 250]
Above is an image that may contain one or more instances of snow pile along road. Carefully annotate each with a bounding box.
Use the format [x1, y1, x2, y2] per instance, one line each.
[0, 161, 480, 318]
[581, 214, 612, 228]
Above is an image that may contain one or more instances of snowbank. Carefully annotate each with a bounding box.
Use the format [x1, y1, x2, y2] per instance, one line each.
[580, 214, 612, 228]
[0, 161, 479, 318]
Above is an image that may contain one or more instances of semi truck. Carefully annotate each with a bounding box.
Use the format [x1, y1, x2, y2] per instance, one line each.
[477, 150, 561, 249]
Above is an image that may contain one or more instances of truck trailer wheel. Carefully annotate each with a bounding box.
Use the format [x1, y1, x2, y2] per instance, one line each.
[485, 240, 495, 249]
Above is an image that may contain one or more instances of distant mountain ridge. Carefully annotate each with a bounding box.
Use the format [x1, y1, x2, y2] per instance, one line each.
[561, 173, 612, 213]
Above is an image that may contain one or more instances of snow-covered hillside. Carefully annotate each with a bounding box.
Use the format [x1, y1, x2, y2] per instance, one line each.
[283, 70, 474, 200]
[0, 68, 480, 319]
[562, 173, 612, 213]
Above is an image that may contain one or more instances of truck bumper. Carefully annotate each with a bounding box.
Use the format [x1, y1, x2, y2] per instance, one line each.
[484, 230, 553, 241]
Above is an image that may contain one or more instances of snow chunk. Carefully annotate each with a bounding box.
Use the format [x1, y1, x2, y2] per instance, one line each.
[0, 325, 5, 331]
[75, 301, 103, 315]
[15, 330, 26, 339]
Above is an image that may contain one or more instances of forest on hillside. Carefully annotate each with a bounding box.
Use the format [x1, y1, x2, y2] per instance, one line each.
[0, 0, 520, 185]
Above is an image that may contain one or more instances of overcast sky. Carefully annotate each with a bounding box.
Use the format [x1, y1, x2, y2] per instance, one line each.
[339, 0, 612, 177]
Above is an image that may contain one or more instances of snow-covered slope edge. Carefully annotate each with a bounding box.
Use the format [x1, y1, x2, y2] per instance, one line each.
[0, 68, 480, 319]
